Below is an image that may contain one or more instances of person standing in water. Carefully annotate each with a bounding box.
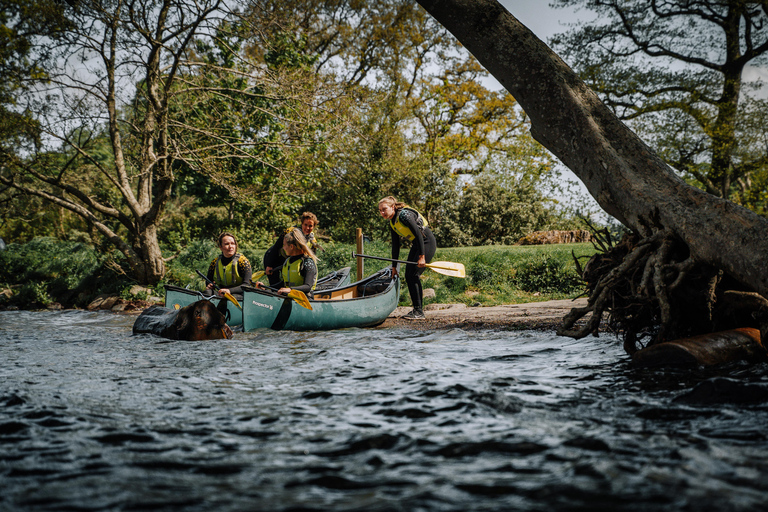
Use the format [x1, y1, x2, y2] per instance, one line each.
[378, 196, 436, 320]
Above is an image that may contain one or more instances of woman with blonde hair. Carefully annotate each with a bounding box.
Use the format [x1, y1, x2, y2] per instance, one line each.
[257, 228, 318, 296]
[377, 196, 436, 320]
[263, 212, 322, 286]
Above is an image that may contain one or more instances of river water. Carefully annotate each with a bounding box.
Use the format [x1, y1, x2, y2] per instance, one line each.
[1, 310, 767, 511]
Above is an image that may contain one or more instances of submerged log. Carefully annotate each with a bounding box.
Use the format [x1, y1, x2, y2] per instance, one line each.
[631, 328, 767, 368]
[133, 301, 233, 341]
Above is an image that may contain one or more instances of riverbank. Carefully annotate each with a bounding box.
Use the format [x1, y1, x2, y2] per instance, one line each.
[1, 296, 591, 333]
[379, 297, 589, 331]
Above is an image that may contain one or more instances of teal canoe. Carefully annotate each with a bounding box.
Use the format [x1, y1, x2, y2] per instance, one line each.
[241, 267, 399, 331]
[164, 267, 352, 328]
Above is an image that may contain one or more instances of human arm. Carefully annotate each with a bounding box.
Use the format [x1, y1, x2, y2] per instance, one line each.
[220, 256, 252, 296]
[263, 235, 285, 275]
[206, 259, 217, 290]
[279, 258, 317, 295]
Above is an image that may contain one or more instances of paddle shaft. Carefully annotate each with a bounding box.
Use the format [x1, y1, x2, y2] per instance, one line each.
[195, 270, 242, 309]
[196, 269, 219, 289]
[353, 253, 441, 268]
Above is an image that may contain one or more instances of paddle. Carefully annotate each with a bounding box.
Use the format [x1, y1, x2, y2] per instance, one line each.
[352, 252, 466, 278]
[258, 284, 313, 311]
[252, 261, 285, 282]
[195, 270, 243, 310]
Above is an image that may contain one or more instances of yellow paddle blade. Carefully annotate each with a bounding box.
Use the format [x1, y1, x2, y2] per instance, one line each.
[288, 290, 313, 310]
[252, 270, 265, 281]
[223, 292, 242, 310]
[426, 261, 466, 278]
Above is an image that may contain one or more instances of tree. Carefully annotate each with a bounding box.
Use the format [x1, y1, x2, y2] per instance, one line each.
[0, 0, 340, 284]
[416, 0, 768, 352]
[244, 0, 560, 242]
[549, 0, 768, 205]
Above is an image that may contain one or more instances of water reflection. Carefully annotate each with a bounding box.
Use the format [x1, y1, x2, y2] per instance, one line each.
[1, 310, 767, 511]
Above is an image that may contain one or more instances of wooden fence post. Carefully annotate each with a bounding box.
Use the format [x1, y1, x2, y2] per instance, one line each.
[356, 228, 364, 282]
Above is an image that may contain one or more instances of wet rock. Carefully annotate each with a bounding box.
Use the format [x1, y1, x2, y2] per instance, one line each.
[87, 294, 115, 310]
[132, 301, 232, 341]
[673, 377, 768, 405]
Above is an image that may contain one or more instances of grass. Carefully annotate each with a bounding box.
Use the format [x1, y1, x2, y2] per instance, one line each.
[0, 237, 599, 309]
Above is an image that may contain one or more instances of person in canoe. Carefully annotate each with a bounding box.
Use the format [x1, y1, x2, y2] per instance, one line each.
[205, 232, 252, 299]
[263, 212, 322, 286]
[377, 196, 436, 320]
[256, 228, 318, 297]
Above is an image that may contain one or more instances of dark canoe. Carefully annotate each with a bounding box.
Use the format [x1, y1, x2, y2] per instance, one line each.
[241, 268, 400, 331]
[164, 267, 352, 328]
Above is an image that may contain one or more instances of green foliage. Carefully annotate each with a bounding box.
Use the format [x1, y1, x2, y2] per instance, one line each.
[0, 237, 132, 307]
[0, 238, 598, 309]
[513, 255, 583, 294]
[550, 0, 768, 205]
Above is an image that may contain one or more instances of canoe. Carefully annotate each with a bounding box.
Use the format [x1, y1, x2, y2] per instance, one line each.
[241, 267, 400, 331]
[164, 267, 352, 328]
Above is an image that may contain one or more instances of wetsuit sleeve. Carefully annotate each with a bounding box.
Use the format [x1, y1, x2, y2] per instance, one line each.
[293, 258, 317, 294]
[399, 209, 426, 258]
[263, 235, 285, 269]
[390, 225, 401, 264]
[206, 258, 217, 285]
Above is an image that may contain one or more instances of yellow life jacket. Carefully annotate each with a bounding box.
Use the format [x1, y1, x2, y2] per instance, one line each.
[390, 207, 428, 241]
[281, 256, 317, 290]
[214, 253, 243, 287]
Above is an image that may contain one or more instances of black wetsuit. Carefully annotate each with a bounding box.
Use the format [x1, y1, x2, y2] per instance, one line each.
[390, 208, 436, 313]
[263, 229, 318, 286]
[272, 255, 318, 296]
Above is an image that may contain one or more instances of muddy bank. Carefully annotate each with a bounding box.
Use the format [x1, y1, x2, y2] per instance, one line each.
[379, 298, 589, 331]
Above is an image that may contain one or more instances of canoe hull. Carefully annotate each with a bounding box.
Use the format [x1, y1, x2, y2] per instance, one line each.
[163, 267, 352, 329]
[242, 268, 399, 331]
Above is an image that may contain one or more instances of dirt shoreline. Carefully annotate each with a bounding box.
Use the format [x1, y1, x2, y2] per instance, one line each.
[42, 296, 589, 333]
[377, 298, 589, 331]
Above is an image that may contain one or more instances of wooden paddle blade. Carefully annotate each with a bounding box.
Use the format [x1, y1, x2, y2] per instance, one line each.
[426, 261, 466, 278]
[288, 290, 313, 310]
[223, 292, 242, 310]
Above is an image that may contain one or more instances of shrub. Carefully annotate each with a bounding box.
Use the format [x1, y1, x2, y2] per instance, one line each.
[513, 254, 583, 294]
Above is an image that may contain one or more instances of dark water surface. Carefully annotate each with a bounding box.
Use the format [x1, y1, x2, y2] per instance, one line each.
[2, 310, 768, 511]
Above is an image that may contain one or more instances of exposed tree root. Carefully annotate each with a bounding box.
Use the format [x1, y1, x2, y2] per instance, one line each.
[558, 227, 768, 356]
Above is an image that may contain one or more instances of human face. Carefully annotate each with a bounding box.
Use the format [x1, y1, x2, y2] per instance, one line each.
[378, 202, 395, 220]
[301, 219, 314, 236]
[219, 236, 237, 258]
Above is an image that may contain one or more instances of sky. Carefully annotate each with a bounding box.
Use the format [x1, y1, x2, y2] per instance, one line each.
[497, 0, 578, 40]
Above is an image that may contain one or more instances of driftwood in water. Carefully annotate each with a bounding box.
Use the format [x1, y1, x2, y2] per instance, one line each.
[631, 328, 767, 368]
[415, 0, 768, 354]
[133, 301, 233, 341]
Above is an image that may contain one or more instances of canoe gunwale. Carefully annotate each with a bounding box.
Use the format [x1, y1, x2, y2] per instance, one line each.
[241, 268, 400, 331]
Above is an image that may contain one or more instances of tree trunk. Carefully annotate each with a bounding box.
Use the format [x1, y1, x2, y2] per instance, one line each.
[416, 0, 768, 346]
